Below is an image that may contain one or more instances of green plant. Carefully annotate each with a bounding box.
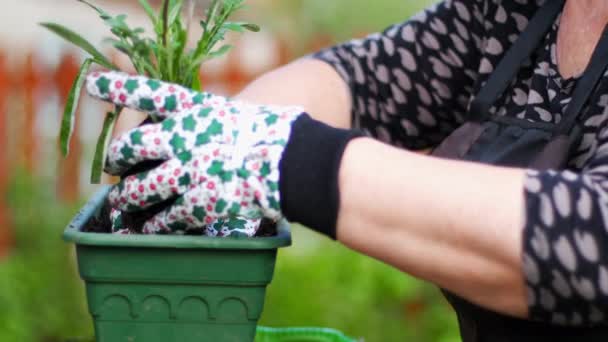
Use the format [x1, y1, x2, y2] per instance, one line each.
[40, 0, 259, 183]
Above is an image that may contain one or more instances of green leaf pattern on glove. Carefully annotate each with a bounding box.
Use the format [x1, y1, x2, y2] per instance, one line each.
[87, 71, 304, 235]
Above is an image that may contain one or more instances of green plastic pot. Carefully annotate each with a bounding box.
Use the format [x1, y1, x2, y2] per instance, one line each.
[255, 327, 357, 342]
[64, 186, 292, 342]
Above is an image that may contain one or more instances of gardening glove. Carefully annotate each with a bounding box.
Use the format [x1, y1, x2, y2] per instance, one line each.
[86, 71, 363, 238]
[90, 69, 262, 237]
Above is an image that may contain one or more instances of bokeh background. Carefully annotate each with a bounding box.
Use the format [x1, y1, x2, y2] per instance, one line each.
[0, 0, 462, 341]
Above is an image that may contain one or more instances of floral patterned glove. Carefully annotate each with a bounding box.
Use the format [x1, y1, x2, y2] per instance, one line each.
[87, 71, 303, 235]
[87, 71, 363, 239]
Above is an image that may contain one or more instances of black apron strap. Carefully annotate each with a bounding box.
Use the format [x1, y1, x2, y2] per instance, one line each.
[530, 24, 608, 170]
[557, 25, 608, 135]
[469, 0, 565, 121]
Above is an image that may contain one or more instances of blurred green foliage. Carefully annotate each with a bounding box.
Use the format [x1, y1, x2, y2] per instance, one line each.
[254, 0, 437, 51]
[260, 227, 460, 342]
[0, 175, 93, 342]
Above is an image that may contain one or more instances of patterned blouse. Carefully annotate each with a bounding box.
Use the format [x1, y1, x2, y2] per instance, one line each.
[313, 0, 608, 326]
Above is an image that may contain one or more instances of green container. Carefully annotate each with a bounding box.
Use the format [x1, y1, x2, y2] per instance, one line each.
[64, 187, 292, 342]
[255, 327, 357, 342]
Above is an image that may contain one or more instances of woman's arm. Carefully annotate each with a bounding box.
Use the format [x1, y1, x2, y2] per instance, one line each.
[236, 57, 529, 315]
[236, 59, 352, 129]
[336, 138, 528, 317]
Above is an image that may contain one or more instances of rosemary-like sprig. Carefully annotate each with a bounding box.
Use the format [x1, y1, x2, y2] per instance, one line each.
[41, 0, 259, 183]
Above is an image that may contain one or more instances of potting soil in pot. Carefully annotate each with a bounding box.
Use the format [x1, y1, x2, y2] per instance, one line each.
[85, 199, 278, 237]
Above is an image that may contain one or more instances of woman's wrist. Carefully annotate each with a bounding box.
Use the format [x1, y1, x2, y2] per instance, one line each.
[278, 115, 365, 238]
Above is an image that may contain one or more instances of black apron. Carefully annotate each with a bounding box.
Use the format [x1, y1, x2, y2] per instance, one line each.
[431, 1, 608, 341]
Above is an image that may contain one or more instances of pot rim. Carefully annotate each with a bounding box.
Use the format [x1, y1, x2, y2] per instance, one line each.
[63, 186, 292, 250]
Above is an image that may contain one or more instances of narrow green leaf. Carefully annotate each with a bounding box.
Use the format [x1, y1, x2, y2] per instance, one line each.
[154, 17, 164, 36]
[90, 108, 121, 184]
[138, 0, 157, 23]
[191, 69, 202, 91]
[168, 0, 184, 27]
[141, 61, 161, 78]
[173, 26, 188, 81]
[187, 43, 231, 76]
[114, 14, 128, 24]
[206, 0, 221, 26]
[208, 44, 233, 58]
[39, 23, 116, 70]
[59, 58, 93, 157]
[223, 22, 259, 33]
[156, 44, 170, 80]
[104, 40, 140, 75]
[161, 0, 170, 45]
[186, 55, 209, 73]
[110, 27, 125, 38]
[106, 38, 133, 56]
[77, 0, 112, 19]
[223, 22, 245, 33]
[242, 23, 260, 32]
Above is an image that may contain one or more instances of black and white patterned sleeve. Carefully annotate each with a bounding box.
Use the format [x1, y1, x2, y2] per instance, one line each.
[523, 122, 608, 326]
[312, 0, 487, 150]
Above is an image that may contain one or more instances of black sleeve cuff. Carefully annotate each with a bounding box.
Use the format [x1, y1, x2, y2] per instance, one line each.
[279, 114, 365, 239]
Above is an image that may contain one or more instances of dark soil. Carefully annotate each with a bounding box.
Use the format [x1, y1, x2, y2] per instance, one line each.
[84, 198, 113, 234]
[255, 217, 279, 237]
[84, 198, 278, 237]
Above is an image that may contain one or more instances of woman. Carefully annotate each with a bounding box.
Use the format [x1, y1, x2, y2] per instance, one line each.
[85, 0, 608, 340]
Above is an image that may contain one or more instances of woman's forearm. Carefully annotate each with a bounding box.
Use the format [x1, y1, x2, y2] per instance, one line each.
[236, 58, 352, 129]
[336, 138, 529, 317]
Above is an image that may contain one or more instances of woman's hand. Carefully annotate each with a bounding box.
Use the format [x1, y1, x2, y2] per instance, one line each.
[86, 71, 306, 234]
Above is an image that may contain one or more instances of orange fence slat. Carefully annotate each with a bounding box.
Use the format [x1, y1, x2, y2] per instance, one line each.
[22, 54, 39, 174]
[0, 53, 11, 257]
[224, 52, 249, 95]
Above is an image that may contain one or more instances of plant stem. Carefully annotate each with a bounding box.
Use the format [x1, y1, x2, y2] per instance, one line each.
[162, 0, 170, 47]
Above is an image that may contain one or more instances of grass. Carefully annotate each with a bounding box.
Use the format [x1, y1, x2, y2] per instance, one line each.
[0, 175, 92, 342]
[260, 226, 460, 342]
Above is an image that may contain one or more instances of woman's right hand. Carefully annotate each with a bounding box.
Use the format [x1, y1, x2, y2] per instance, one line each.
[86, 71, 308, 234]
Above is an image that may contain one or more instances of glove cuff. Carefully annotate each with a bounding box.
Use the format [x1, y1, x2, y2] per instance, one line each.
[279, 114, 365, 239]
